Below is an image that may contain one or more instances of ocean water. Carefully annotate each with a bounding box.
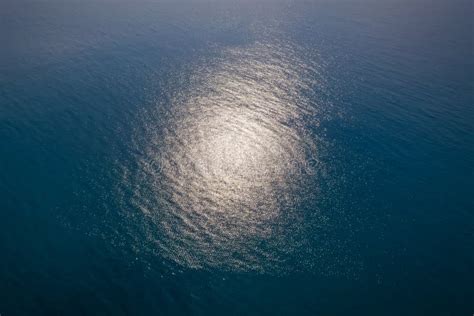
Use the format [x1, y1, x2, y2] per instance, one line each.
[0, 0, 473, 315]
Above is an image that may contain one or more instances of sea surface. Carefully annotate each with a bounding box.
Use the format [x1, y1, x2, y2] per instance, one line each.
[0, 0, 473, 315]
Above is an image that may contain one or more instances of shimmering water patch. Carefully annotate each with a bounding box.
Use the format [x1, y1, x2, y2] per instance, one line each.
[120, 41, 328, 272]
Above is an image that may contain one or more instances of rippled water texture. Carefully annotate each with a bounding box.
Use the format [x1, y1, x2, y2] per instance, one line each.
[123, 42, 324, 272]
[1, 0, 473, 315]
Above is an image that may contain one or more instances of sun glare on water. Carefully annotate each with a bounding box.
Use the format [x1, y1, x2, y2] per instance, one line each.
[123, 41, 325, 272]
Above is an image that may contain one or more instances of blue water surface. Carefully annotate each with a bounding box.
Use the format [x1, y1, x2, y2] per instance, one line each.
[1, 0, 473, 315]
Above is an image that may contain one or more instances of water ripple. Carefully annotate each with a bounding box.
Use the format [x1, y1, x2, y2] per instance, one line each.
[121, 41, 327, 272]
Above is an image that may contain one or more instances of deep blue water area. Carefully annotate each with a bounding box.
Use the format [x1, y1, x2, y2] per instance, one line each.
[1, 0, 473, 315]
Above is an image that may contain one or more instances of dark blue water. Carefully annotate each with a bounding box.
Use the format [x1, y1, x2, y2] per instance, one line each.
[1, 0, 473, 315]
